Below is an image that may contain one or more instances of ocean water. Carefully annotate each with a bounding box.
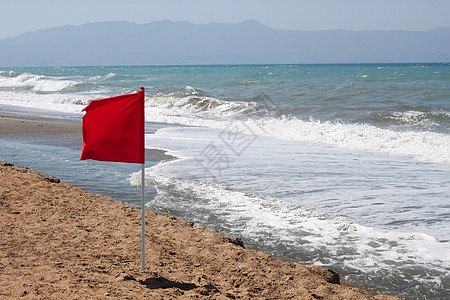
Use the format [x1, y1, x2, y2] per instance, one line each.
[1, 64, 449, 299]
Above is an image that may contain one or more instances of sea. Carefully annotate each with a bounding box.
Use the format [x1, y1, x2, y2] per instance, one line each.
[0, 64, 449, 299]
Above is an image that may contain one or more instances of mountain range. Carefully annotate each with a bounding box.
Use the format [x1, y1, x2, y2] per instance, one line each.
[0, 20, 449, 67]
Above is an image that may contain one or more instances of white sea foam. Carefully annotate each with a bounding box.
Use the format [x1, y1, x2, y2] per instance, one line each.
[0, 90, 90, 114]
[147, 95, 256, 117]
[185, 85, 202, 95]
[391, 110, 427, 123]
[144, 126, 450, 234]
[249, 117, 450, 165]
[103, 72, 117, 79]
[89, 72, 118, 81]
[0, 73, 40, 87]
[144, 98, 450, 165]
[129, 168, 450, 291]
[32, 78, 81, 92]
[0, 73, 81, 91]
[0, 70, 16, 75]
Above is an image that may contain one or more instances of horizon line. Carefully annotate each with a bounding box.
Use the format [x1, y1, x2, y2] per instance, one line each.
[2, 62, 449, 69]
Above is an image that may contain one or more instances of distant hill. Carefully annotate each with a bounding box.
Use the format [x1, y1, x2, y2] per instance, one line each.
[0, 20, 449, 67]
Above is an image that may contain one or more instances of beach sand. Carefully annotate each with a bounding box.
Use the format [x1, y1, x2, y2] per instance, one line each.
[0, 112, 399, 299]
[0, 112, 82, 139]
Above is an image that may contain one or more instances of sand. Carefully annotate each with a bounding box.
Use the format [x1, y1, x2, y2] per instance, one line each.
[0, 112, 82, 139]
[0, 112, 399, 299]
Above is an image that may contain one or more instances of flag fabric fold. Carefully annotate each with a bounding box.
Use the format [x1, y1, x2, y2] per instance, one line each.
[80, 87, 145, 164]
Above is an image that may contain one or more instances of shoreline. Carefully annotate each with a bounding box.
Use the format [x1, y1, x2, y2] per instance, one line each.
[0, 111, 398, 299]
[0, 111, 176, 161]
[0, 162, 397, 299]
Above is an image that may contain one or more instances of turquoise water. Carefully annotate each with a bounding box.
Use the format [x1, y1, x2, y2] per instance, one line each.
[1, 64, 448, 132]
[1, 64, 449, 299]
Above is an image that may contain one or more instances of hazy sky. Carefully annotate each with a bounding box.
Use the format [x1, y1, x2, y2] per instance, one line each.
[1, 0, 450, 40]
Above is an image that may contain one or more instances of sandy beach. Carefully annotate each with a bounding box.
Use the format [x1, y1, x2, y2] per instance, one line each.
[0, 112, 399, 299]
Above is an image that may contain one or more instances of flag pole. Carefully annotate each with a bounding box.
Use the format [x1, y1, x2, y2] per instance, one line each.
[140, 86, 145, 271]
[141, 163, 145, 270]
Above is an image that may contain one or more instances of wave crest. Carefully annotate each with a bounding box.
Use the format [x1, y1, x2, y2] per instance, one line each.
[0, 72, 82, 92]
[147, 94, 271, 119]
[365, 110, 449, 125]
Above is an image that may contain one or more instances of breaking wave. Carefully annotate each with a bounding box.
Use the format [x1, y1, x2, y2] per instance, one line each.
[145, 96, 450, 165]
[361, 110, 450, 133]
[0, 72, 82, 92]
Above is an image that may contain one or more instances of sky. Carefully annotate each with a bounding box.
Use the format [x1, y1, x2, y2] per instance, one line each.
[1, 0, 450, 40]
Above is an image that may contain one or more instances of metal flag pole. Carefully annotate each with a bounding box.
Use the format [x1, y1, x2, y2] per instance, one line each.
[140, 86, 146, 271]
[141, 163, 145, 270]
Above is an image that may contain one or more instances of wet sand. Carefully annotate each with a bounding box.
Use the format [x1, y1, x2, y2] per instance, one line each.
[0, 112, 82, 139]
[0, 112, 399, 299]
[0, 111, 174, 161]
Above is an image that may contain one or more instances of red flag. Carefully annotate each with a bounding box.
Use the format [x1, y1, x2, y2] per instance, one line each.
[80, 87, 145, 164]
